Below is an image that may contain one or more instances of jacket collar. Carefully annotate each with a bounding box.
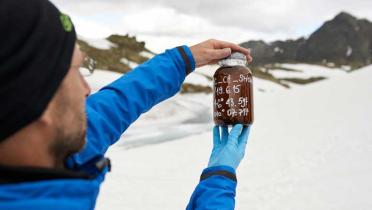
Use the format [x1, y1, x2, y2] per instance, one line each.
[0, 164, 92, 184]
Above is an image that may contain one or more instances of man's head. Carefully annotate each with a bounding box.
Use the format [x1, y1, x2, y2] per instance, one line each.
[0, 0, 91, 167]
[45, 45, 91, 163]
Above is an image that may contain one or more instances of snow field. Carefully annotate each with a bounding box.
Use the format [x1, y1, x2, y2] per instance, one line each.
[85, 65, 372, 210]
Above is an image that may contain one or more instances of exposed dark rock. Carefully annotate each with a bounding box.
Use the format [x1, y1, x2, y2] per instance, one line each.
[180, 83, 213, 94]
[240, 12, 372, 69]
[241, 39, 306, 65]
[78, 34, 154, 73]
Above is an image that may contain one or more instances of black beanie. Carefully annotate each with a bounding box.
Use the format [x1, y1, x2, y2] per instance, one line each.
[0, 0, 77, 141]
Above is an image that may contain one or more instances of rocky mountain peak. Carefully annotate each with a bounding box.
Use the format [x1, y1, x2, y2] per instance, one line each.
[241, 11, 372, 69]
[333, 11, 358, 22]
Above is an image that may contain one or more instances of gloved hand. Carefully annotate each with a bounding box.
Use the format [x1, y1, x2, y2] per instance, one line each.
[208, 124, 251, 170]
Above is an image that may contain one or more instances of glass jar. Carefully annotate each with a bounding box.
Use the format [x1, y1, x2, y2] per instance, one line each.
[213, 52, 254, 126]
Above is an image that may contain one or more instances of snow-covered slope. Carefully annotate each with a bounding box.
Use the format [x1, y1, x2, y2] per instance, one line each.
[270, 63, 348, 79]
[84, 70, 122, 92]
[88, 65, 372, 210]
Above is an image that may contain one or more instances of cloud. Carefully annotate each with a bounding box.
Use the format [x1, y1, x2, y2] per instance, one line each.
[121, 7, 205, 37]
[50, 0, 372, 52]
[52, 0, 372, 33]
[72, 17, 114, 38]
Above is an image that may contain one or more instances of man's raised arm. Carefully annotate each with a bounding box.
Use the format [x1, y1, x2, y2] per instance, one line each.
[67, 39, 251, 168]
[68, 46, 195, 167]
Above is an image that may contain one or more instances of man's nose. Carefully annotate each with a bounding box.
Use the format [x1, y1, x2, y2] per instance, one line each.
[82, 78, 91, 97]
[86, 85, 91, 97]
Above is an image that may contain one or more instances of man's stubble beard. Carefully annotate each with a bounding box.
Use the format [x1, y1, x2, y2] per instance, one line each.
[51, 113, 87, 167]
[50, 95, 87, 167]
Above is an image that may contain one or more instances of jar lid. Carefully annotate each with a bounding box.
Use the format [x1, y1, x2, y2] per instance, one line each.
[218, 52, 247, 67]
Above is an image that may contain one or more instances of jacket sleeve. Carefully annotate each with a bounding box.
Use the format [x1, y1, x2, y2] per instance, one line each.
[186, 166, 237, 210]
[66, 46, 195, 168]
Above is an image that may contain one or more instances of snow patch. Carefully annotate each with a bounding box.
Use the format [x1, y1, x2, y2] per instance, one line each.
[326, 62, 336, 67]
[184, 72, 211, 87]
[139, 51, 155, 59]
[274, 47, 284, 53]
[346, 46, 353, 57]
[84, 69, 122, 93]
[79, 36, 116, 50]
[121, 58, 138, 69]
[254, 78, 287, 92]
[194, 64, 219, 78]
[271, 63, 347, 80]
[341, 65, 352, 71]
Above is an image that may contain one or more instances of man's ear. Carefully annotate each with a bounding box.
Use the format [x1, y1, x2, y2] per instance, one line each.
[38, 105, 54, 127]
[38, 92, 61, 128]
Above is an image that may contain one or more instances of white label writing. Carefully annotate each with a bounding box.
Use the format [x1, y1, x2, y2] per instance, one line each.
[214, 73, 251, 119]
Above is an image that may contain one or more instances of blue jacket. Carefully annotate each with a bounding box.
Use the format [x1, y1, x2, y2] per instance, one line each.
[0, 46, 237, 210]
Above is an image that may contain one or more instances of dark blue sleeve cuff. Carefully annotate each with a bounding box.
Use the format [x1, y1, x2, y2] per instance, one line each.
[176, 45, 196, 75]
[200, 166, 237, 182]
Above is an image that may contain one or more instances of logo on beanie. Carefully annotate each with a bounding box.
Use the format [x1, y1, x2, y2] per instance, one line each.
[60, 13, 73, 32]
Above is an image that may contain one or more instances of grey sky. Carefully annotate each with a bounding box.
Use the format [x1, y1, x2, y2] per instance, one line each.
[51, 0, 372, 52]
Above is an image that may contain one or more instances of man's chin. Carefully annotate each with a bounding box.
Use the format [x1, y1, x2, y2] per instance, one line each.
[66, 130, 87, 156]
[81, 135, 87, 150]
[77, 131, 87, 152]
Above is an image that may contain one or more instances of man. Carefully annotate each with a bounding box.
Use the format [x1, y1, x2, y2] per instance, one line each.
[0, 0, 253, 209]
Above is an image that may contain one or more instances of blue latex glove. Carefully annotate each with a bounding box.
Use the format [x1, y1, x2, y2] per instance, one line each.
[208, 124, 251, 170]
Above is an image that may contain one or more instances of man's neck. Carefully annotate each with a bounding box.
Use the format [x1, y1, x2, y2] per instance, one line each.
[0, 124, 59, 169]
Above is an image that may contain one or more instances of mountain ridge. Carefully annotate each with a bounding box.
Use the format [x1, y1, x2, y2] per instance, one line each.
[78, 11, 371, 93]
[240, 11, 372, 69]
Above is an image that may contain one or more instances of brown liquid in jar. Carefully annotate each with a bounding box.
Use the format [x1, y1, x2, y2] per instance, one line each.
[213, 58, 254, 126]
